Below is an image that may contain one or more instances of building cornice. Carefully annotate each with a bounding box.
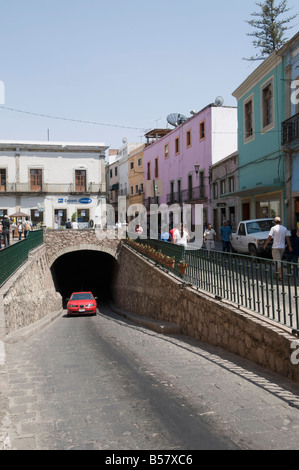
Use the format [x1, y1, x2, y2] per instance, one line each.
[232, 52, 282, 101]
[0, 140, 109, 154]
[232, 32, 299, 102]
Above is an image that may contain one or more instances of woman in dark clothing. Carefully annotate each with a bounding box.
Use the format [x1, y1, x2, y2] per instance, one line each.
[287, 229, 299, 275]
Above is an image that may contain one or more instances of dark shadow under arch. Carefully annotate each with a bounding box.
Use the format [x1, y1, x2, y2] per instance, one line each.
[51, 250, 119, 306]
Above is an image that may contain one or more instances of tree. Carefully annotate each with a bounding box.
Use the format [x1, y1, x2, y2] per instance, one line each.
[244, 0, 297, 61]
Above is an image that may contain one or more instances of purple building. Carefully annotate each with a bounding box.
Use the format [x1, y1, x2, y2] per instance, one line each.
[144, 103, 237, 228]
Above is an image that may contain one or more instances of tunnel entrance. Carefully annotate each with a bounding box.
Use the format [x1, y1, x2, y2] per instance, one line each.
[51, 250, 118, 307]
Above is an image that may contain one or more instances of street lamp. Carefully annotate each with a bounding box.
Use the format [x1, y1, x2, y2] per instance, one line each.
[194, 163, 200, 177]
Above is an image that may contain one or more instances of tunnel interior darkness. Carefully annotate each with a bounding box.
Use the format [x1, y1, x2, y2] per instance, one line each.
[51, 250, 119, 307]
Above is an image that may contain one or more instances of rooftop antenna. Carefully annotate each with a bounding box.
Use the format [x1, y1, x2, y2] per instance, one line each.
[152, 117, 162, 127]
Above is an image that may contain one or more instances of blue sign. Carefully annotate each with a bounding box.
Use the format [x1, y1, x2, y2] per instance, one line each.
[79, 198, 92, 204]
[57, 197, 92, 204]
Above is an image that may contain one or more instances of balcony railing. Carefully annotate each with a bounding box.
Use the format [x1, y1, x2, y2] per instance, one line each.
[0, 182, 105, 194]
[167, 187, 206, 205]
[282, 113, 299, 146]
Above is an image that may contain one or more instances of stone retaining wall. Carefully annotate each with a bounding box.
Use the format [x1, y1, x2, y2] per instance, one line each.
[112, 245, 299, 383]
[44, 228, 122, 266]
[0, 245, 62, 336]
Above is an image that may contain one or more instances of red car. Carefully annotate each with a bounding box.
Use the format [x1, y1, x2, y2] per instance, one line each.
[66, 292, 97, 316]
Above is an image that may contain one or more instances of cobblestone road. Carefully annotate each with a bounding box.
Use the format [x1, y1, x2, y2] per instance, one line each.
[3, 303, 299, 450]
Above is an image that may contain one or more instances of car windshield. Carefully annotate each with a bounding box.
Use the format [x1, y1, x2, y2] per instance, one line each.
[246, 220, 274, 234]
[71, 293, 94, 300]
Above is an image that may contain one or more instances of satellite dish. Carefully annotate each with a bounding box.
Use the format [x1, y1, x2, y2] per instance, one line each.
[167, 113, 188, 127]
[215, 96, 224, 107]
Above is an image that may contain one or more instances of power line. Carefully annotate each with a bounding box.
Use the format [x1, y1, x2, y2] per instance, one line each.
[0, 105, 148, 131]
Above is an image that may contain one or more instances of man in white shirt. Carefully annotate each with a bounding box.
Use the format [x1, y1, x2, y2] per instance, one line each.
[264, 217, 292, 280]
[173, 224, 189, 247]
[204, 223, 216, 253]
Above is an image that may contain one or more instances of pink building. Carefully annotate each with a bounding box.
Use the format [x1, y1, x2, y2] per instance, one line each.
[144, 104, 237, 227]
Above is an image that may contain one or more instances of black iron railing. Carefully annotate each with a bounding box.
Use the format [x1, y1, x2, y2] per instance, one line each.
[0, 230, 44, 287]
[282, 113, 299, 146]
[126, 238, 299, 331]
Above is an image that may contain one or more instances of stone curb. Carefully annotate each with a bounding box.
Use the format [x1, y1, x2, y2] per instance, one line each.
[5, 309, 63, 344]
[108, 301, 181, 335]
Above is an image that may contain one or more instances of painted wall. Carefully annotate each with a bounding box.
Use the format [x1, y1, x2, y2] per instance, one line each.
[144, 105, 237, 221]
[237, 61, 286, 192]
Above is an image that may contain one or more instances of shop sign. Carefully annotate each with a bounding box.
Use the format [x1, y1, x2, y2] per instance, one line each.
[58, 197, 92, 204]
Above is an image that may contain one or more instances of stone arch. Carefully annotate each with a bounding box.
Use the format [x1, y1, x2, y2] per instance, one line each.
[48, 243, 119, 267]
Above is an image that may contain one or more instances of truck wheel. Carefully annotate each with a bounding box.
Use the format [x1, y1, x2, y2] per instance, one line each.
[249, 244, 258, 257]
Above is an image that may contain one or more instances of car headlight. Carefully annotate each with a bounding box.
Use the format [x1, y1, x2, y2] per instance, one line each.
[68, 304, 77, 308]
[85, 303, 94, 307]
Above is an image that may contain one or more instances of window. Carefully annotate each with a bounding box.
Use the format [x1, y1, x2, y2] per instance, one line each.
[154, 158, 159, 178]
[130, 161, 134, 170]
[75, 169, 86, 192]
[261, 78, 274, 131]
[140, 183, 144, 193]
[30, 169, 42, 191]
[244, 96, 254, 141]
[164, 143, 169, 159]
[109, 169, 112, 178]
[0, 169, 6, 191]
[186, 130, 191, 147]
[213, 182, 218, 199]
[238, 223, 246, 236]
[177, 179, 182, 202]
[220, 179, 226, 195]
[188, 174, 193, 200]
[147, 162, 151, 180]
[199, 171, 205, 198]
[135, 184, 139, 194]
[130, 186, 133, 195]
[199, 121, 205, 140]
[228, 176, 235, 193]
[170, 181, 174, 202]
[114, 167, 118, 177]
[175, 137, 180, 154]
[138, 157, 142, 167]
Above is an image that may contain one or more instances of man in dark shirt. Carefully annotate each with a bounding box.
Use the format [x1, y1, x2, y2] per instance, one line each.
[2, 215, 12, 247]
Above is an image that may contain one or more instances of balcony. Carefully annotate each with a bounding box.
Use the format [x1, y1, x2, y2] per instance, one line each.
[167, 187, 206, 204]
[0, 182, 105, 194]
[282, 113, 299, 147]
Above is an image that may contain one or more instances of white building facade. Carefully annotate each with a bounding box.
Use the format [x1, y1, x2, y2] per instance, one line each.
[0, 140, 108, 228]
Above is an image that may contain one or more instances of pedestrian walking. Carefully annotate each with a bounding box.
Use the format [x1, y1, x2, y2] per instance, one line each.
[17, 220, 23, 240]
[220, 221, 232, 253]
[72, 220, 79, 229]
[173, 223, 190, 247]
[286, 228, 299, 276]
[23, 217, 32, 237]
[2, 215, 12, 247]
[135, 224, 144, 239]
[66, 219, 72, 229]
[263, 217, 292, 281]
[204, 223, 216, 253]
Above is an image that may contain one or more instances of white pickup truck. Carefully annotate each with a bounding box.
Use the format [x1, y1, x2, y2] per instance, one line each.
[231, 218, 275, 256]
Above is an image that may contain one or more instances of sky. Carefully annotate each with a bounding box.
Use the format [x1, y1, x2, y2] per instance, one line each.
[0, 0, 298, 152]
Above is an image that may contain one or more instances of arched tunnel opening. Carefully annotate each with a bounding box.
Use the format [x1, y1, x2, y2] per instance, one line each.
[51, 250, 119, 308]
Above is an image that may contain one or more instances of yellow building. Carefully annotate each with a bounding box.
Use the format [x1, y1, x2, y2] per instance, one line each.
[128, 144, 145, 211]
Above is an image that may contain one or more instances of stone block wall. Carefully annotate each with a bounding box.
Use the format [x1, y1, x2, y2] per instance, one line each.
[112, 245, 299, 383]
[44, 228, 122, 266]
[0, 245, 62, 336]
